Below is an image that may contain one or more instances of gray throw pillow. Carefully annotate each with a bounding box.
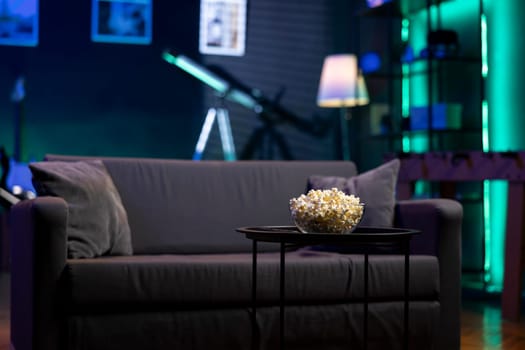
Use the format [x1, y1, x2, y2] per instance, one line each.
[30, 160, 133, 258]
[307, 159, 400, 227]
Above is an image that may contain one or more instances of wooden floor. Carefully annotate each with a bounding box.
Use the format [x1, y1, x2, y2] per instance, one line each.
[0, 272, 524, 350]
[460, 298, 525, 350]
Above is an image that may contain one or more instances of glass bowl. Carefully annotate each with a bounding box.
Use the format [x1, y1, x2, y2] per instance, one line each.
[291, 203, 365, 234]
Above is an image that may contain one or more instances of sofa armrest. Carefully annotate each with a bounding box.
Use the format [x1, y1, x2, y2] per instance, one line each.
[394, 198, 463, 350]
[10, 196, 69, 350]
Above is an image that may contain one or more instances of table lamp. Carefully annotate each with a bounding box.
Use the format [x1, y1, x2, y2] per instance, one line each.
[317, 54, 369, 160]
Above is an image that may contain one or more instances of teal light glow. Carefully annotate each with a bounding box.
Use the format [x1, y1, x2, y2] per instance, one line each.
[482, 305, 503, 346]
[483, 179, 491, 283]
[407, 10, 428, 109]
[481, 10, 491, 285]
[487, 181, 507, 291]
[485, 0, 525, 291]
[401, 19, 410, 41]
[406, 0, 506, 289]
[408, 133, 428, 153]
[401, 18, 411, 152]
[482, 103, 490, 284]
[481, 14, 489, 78]
[401, 64, 410, 118]
[482, 102, 489, 151]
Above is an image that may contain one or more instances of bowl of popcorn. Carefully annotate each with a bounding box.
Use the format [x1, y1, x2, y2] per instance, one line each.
[289, 188, 365, 234]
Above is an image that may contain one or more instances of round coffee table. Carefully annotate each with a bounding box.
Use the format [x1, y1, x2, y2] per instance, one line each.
[237, 225, 420, 350]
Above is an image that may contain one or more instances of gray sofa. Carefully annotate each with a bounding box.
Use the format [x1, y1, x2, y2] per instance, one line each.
[10, 156, 462, 350]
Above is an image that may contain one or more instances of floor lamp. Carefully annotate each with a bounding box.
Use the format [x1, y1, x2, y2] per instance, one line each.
[317, 54, 369, 161]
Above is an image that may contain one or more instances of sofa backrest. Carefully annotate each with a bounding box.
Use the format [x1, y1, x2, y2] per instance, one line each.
[45, 155, 357, 254]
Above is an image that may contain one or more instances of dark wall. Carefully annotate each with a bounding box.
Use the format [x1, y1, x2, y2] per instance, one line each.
[201, 0, 355, 161]
[0, 1, 203, 162]
[0, 0, 360, 164]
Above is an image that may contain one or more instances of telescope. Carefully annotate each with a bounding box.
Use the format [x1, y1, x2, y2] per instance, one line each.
[162, 49, 261, 112]
[162, 50, 331, 159]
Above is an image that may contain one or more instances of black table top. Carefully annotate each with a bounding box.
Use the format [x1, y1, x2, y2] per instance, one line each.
[236, 226, 420, 244]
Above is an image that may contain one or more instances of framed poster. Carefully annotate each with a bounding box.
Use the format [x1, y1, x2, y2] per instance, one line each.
[91, 0, 152, 45]
[199, 0, 247, 56]
[0, 0, 39, 47]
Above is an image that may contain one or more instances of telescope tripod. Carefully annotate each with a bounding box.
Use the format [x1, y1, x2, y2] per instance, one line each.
[193, 106, 236, 161]
[240, 119, 293, 160]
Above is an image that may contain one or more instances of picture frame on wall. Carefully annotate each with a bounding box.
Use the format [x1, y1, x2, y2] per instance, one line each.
[0, 0, 39, 47]
[91, 0, 152, 45]
[199, 0, 247, 56]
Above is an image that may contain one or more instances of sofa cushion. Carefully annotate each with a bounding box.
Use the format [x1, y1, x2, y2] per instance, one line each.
[30, 160, 132, 258]
[63, 249, 439, 311]
[66, 303, 440, 350]
[308, 159, 400, 227]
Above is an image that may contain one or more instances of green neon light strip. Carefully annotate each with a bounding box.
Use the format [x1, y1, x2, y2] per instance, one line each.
[482, 102, 489, 151]
[402, 63, 411, 153]
[401, 19, 410, 41]
[483, 179, 492, 283]
[481, 14, 488, 78]
[481, 12, 489, 151]
[488, 181, 507, 292]
[401, 19, 411, 152]
[480, 9, 492, 286]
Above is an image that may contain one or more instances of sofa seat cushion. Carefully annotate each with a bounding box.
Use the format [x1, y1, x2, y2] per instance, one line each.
[64, 250, 439, 311]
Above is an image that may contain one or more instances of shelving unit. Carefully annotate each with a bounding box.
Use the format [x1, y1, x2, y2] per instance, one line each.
[356, 0, 487, 290]
[358, 0, 484, 152]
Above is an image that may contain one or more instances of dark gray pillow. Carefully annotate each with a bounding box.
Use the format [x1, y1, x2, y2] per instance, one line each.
[30, 160, 132, 258]
[308, 159, 400, 227]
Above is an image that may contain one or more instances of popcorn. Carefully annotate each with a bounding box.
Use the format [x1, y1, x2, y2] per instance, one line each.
[289, 188, 364, 234]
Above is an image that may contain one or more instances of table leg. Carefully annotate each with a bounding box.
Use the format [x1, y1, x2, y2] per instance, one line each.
[252, 240, 259, 350]
[364, 251, 369, 350]
[280, 242, 286, 350]
[404, 239, 410, 350]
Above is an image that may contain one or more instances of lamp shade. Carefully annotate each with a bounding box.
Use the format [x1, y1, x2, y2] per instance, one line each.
[317, 54, 369, 108]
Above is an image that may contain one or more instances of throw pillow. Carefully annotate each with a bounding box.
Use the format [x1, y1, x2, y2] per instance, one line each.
[30, 160, 133, 258]
[307, 158, 400, 227]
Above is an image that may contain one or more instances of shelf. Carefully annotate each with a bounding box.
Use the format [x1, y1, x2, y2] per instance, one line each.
[363, 57, 481, 78]
[410, 56, 481, 64]
[408, 127, 482, 134]
[369, 127, 482, 139]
